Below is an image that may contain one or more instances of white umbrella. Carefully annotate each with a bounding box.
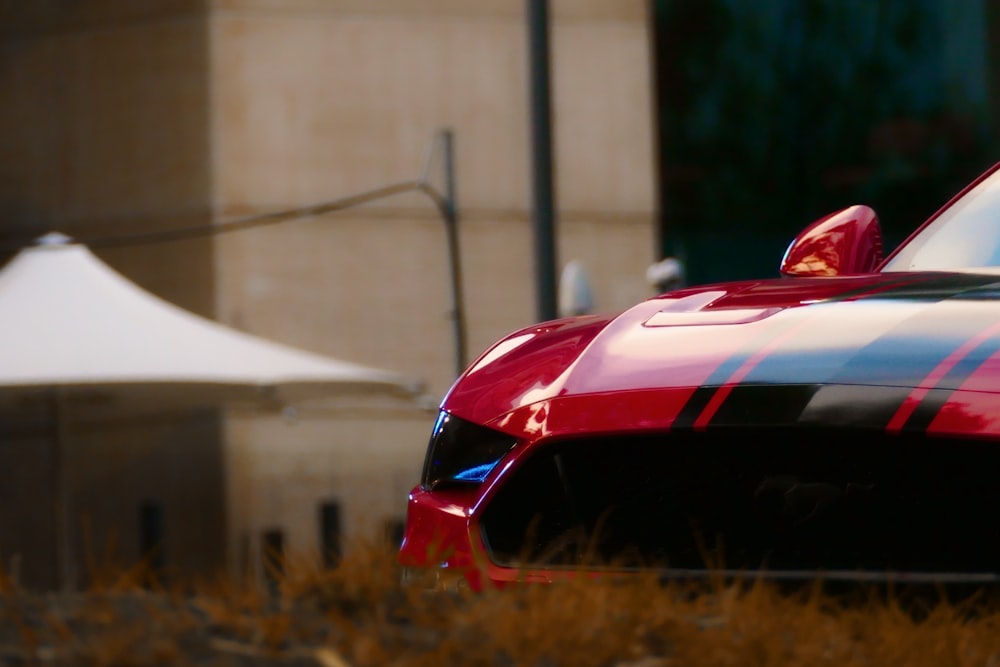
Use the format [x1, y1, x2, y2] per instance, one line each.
[0, 232, 423, 588]
[0, 232, 420, 402]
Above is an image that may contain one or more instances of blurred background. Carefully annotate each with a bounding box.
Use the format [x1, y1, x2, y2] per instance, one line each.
[654, 0, 998, 282]
[0, 0, 996, 590]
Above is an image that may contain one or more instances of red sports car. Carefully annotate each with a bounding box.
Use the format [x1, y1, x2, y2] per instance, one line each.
[400, 162, 1000, 591]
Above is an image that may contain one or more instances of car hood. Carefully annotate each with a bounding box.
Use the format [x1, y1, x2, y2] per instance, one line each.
[444, 272, 1000, 428]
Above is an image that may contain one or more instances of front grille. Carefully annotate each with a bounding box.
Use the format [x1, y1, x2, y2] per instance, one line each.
[480, 427, 1000, 575]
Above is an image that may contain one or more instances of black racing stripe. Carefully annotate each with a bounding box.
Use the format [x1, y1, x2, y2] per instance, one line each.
[707, 385, 822, 426]
[798, 385, 914, 429]
[672, 386, 716, 429]
[902, 388, 953, 432]
[674, 276, 1000, 431]
[672, 315, 818, 428]
[672, 310, 831, 428]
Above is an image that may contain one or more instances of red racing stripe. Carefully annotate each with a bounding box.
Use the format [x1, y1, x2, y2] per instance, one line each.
[693, 318, 820, 430]
[886, 320, 1000, 433]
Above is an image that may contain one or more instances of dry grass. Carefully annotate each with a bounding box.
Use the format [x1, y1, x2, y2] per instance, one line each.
[1, 543, 1000, 666]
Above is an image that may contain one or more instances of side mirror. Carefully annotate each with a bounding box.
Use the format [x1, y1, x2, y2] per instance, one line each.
[780, 205, 884, 277]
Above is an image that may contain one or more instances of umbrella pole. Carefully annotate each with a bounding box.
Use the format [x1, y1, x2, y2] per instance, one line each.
[51, 391, 73, 591]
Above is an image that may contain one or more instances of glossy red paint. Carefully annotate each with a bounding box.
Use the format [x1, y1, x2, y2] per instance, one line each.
[444, 314, 612, 428]
[405, 273, 1000, 586]
[399, 487, 478, 567]
[886, 320, 1000, 433]
[780, 204, 884, 277]
[444, 273, 945, 428]
[927, 391, 1000, 437]
[402, 163, 1000, 587]
[446, 296, 754, 427]
[491, 388, 698, 438]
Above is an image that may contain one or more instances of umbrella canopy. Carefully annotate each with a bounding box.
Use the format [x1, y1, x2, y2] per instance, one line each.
[0, 232, 421, 404]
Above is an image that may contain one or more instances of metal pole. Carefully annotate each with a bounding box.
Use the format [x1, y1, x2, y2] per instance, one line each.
[51, 391, 73, 591]
[440, 130, 468, 376]
[526, 0, 558, 322]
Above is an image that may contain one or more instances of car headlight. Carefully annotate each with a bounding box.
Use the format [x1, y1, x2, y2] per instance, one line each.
[420, 411, 518, 490]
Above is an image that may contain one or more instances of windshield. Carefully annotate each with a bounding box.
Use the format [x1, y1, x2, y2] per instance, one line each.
[883, 167, 1000, 273]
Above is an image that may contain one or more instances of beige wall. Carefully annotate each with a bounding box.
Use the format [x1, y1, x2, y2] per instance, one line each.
[224, 406, 428, 567]
[209, 0, 654, 382]
[0, 5, 215, 314]
[209, 0, 655, 571]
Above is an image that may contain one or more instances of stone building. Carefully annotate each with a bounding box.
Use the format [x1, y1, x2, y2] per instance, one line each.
[0, 0, 655, 588]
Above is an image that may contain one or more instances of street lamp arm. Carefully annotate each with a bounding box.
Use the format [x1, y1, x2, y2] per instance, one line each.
[73, 131, 469, 378]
